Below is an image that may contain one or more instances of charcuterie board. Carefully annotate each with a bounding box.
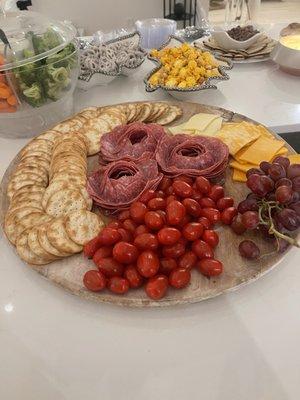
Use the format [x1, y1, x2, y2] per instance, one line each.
[0, 101, 298, 307]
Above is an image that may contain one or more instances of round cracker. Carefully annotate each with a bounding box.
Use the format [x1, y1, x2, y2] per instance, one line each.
[7, 181, 45, 200]
[79, 107, 98, 120]
[15, 163, 48, 181]
[4, 207, 42, 244]
[53, 118, 83, 133]
[45, 188, 87, 218]
[17, 156, 50, 171]
[12, 167, 48, 185]
[155, 105, 182, 125]
[28, 226, 59, 261]
[37, 130, 60, 142]
[12, 186, 46, 202]
[16, 230, 51, 265]
[65, 210, 103, 245]
[47, 218, 82, 254]
[20, 150, 51, 162]
[38, 224, 70, 257]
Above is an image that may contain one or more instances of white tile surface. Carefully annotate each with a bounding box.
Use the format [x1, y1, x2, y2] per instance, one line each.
[1, 24, 300, 399]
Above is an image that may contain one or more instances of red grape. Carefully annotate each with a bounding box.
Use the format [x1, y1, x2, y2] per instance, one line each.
[287, 164, 300, 180]
[275, 178, 292, 189]
[292, 176, 300, 192]
[239, 240, 260, 260]
[259, 161, 271, 174]
[268, 163, 286, 181]
[221, 207, 238, 225]
[237, 198, 259, 214]
[231, 215, 247, 235]
[247, 174, 268, 197]
[241, 211, 259, 229]
[246, 168, 264, 178]
[273, 156, 290, 170]
[276, 208, 300, 231]
[275, 185, 293, 204]
[290, 201, 300, 216]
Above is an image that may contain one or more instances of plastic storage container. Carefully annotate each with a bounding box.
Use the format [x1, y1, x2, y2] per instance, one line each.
[0, 10, 79, 138]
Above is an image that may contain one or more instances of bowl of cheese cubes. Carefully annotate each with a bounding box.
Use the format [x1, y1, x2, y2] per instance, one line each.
[144, 36, 232, 100]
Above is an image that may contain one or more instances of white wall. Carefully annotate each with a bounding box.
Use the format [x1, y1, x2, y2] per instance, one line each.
[32, 0, 163, 35]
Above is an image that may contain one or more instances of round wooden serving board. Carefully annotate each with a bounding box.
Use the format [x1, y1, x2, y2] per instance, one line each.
[0, 101, 298, 307]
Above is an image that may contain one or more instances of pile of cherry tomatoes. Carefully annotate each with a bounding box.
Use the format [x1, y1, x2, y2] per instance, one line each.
[83, 175, 238, 300]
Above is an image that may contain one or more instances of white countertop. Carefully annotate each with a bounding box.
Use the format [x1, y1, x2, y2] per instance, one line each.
[1, 25, 300, 400]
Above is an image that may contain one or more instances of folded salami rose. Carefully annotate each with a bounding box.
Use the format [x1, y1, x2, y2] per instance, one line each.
[87, 159, 163, 211]
[156, 134, 229, 179]
[99, 122, 166, 164]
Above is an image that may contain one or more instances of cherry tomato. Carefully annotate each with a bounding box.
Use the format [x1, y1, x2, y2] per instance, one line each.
[144, 211, 164, 230]
[159, 258, 177, 275]
[200, 197, 216, 208]
[174, 175, 194, 185]
[83, 270, 106, 292]
[156, 210, 167, 224]
[137, 250, 160, 278]
[177, 213, 192, 228]
[106, 220, 122, 229]
[157, 227, 181, 245]
[192, 240, 214, 259]
[172, 180, 193, 198]
[96, 257, 124, 278]
[83, 236, 102, 258]
[118, 210, 130, 221]
[158, 176, 172, 191]
[107, 276, 129, 294]
[216, 197, 234, 211]
[200, 207, 221, 224]
[165, 186, 175, 196]
[113, 242, 138, 264]
[98, 227, 121, 246]
[124, 265, 143, 288]
[117, 228, 133, 242]
[122, 219, 137, 234]
[134, 233, 158, 251]
[182, 198, 201, 217]
[221, 207, 238, 225]
[178, 251, 197, 270]
[148, 197, 166, 210]
[145, 275, 168, 300]
[139, 189, 156, 204]
[198, 216, 212, 230]
[162, 239, 186, 259]
[93, 246, 113, 265]
[130, 201, 147, 223]
[191, 189, 203, 202]
[166, 194, 178, 205]
[169, 268, 191, 289]
[134, 224, 149, 237]
[182, 222, 203, 241]
[208, 185, 224, 202]
[202, 229, 219, 248]
[166, 200, 186, 225]
[196, 258, 223, 277]
[195, 176, 211, 194]
[156, 190, 166, 199]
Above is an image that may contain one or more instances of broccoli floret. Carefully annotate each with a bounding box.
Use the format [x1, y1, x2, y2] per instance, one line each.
[45, 81, 62, 101]
[22, 83, 45, 107]
[43, 29, 61, 49]
[47, 66, 70, 88]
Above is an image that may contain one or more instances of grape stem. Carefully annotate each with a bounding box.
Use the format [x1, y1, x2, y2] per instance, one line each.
[266, 203, 300, 248]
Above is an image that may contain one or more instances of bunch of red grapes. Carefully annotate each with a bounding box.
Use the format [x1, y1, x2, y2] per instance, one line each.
[232, 156, 300, 259]
[82, 175, 238, 300]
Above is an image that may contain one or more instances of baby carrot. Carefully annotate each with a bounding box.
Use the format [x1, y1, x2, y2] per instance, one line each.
[0, 87, 11, 99]
[7, 94, 17, 106]
[0, 54, 5, 65]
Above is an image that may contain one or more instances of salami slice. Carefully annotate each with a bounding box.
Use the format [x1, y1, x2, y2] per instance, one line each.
[87, 159, 163, 211]
[156, 134, 229, 179]
[99, 122, 166, 164]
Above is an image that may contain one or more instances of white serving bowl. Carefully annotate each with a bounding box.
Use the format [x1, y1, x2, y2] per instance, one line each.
[211, 27, 263, 50]
[271, 35, 300, 76]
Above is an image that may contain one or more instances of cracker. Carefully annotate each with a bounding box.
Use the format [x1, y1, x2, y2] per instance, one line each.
[37, 130, 60, 142]
[47, 218, 82, 254]
[12, 186, 46, 202]
[79, 106, 98, 120]
[18, 156, 50, 170]
[147, 103, 169, 122]
[7, 181, 45, 200]
[38, 223, 70, 257]
[16, 230, 52, 265]
[28, 226, 59, 261]
[155, 105, 182, 125]
[126, 103, 138, 122]
[45, 188, 87, 218]
[53, 118, 83, 133]
[65, 210, 103, 245]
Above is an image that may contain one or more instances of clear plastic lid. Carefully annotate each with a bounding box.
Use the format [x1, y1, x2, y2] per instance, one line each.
[0, 10, 76, 71]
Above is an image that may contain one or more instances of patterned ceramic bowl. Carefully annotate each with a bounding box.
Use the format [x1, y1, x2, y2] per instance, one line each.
[144, 35, 232, 100]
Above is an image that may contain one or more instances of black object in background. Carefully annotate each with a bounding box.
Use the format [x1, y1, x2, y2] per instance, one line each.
[163, 0, 197, 28]
[279, 132, 300, 153]
[16, 0, 32, 10]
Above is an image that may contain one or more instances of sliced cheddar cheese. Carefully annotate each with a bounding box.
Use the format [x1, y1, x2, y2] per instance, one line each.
[232, 168, 247, 182]
[184, 113, 220, 131]
[288, 154, 300, 164]
[237, 136, 285, 164]
[230, 159, 258, 173]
